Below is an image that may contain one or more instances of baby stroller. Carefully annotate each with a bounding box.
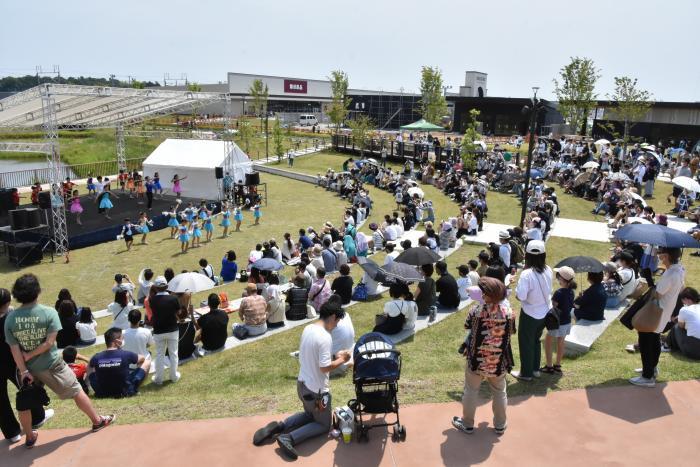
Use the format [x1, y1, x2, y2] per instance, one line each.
[348, 332, 406, 442]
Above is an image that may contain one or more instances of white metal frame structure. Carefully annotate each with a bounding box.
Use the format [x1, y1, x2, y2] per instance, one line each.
[0, 84, 228, 256]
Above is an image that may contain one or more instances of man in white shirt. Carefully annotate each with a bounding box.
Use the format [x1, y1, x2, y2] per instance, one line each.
[122, 309, 154, 365]
[252, 303, 350, 460]
[456, 265, 472, 301]
[137, 269, 154, 305]
[383, 243, 399, 265]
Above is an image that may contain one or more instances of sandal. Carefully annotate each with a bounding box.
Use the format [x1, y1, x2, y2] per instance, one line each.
[553, 365, 563, 374]
[539, 365, 555, 374]
[92, 414, 116, 432]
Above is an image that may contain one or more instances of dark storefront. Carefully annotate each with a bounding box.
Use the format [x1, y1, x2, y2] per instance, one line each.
[347, 93, 422, 129]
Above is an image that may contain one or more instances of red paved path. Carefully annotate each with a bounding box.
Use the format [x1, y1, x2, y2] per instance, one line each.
[3, 380, 699, 466]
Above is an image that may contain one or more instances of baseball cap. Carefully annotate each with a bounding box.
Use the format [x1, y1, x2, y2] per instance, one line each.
[525, 240, 546, 255]
[153, 276, 168, 287]
[553, 266, 575, 281]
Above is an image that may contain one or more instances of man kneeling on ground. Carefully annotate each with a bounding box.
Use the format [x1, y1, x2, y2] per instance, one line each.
[88, 327, 151, 398]
[252, 301, 350, 461]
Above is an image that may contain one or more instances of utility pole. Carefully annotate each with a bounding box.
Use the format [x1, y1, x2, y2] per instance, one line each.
[519, 87, 543, 228]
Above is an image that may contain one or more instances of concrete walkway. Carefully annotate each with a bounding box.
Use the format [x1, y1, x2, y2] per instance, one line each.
[4, 380, 698, 466]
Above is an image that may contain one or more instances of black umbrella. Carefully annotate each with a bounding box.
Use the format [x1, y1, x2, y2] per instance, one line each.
[554, 256, 604, 273]
[381, 261, 424, 283]
[359, 260, 386, 282]
[395, 247, 442, 266]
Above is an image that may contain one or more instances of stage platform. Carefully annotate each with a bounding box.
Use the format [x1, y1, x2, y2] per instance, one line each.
[0, 193, 219, 251]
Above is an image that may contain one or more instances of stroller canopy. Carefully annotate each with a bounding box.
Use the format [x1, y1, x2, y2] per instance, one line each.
[353, 332, 401, 383]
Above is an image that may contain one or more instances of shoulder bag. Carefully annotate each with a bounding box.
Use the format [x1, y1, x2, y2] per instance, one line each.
[534, 271, 559, 331]
[631, 289, 663, 332]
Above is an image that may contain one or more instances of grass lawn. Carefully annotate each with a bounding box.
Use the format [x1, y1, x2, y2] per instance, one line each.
[3, 153, 699, 429]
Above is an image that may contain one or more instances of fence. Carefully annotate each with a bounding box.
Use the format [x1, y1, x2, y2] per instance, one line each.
[0, 157, 146, 189]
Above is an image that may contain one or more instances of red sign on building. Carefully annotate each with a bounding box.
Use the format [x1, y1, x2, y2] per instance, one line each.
[284, 79, 307, 94]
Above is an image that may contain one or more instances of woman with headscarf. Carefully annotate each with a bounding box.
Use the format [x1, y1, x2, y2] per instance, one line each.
[343, 224, 357, 262]
[452, 277, 514, 436]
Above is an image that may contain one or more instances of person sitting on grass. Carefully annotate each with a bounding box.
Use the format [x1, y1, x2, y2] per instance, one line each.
[88, 327, 151, 398]
[220, 250, 238, 283]
[265, 275, 285, 329]
[122, 309, 154, 361]
[62, 346, 90, 394]
[176, 297, 198, 360]
[436, 261, 461, 310]
[574, 271, 607, 321]
[309, 267, 331, 313]
[56, 300, 79, 349]
[109, 289, 133, 331]
[663, 287, 700, 360]
[541, 266, 576, 375]
[197, 294, 229, 352]
[331, 264, 354, 305]
[235, 284, 268, 337]
[286, 274, 310, 321]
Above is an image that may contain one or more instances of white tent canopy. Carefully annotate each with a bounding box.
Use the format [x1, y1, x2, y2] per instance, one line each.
[142, 138, 253, 200]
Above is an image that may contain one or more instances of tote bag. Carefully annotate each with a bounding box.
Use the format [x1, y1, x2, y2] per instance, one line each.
[631, 290, 663, 332]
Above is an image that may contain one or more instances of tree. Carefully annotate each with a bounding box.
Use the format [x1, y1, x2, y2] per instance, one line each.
[272, 117, 285, 163]
[249, 79, 269, 157]
[606, 76, 653, 157]
[553, 57, 600, 135]
[347, 114, 374, 159]
[237, 120, 255, 155]
[460, 109, 483, 172]
[327, 70, 350, 139]
[131, 80, 145, 89]
[419, 66, 448, 125]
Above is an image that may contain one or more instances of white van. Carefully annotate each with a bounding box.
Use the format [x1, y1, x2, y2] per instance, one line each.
[299, 114, 318, 126]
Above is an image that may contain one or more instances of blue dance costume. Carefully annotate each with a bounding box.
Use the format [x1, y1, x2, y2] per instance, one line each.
[167, 212, 179, 228]
[99, 192, 113, 210]
[233, 208, 243, 222]
[253, 206, 262, 219]
[178, 225, 190, 243]
[140, 218, 151, 234]
[204, 217, 214, 232]
[185, 208, 195, 223]
[192, 221, 202, 238]
[153, 176, 162, 191]
[220, 210, 231, 227]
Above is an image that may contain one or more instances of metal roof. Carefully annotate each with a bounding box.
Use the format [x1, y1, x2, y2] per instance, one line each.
[0, 84, 228, 130]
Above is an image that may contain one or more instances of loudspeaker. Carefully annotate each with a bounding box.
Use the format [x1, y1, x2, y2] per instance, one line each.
[215, 167, 224, 179]
[38, 191, 51, 209]
[9, 209, 28, 231]
[0, 188, 14, 212]
[245, 172, 260, 186]
[25, 208, 41, 228]
[7, 242, 42, 267]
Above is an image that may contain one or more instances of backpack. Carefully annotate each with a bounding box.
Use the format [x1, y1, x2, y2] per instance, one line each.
[509, 239, 524, 265]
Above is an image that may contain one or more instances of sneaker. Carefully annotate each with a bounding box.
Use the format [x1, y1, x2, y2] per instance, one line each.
[451, 416, 474, 434]
[494, 425, 507, 435]
[25, 430, 38, 449]
[661, 344, 671, 353]
[9, 433, 22, 443]
[253, 421, 284, 446]
[428, 306, 437, 323]
[92, 415, 116, 432]
[171, 372, 181, 383]
[629, 376, 656, 388]
[151, 376, 163, 385]
[289, 350, 300, 359]
[509, 370, 533, 382]
[625, 344, 638, 353]
[276, 434, 298, 460]
[634, 367, 659, 378]
[532, 371, 542, 378]
[33, 408, 54, 429]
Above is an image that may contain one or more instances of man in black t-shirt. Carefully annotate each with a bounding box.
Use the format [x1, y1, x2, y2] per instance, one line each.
[330, 264, 354, 304]
[197, 294, 229, 352]
[435, 261, 461, 310]
[149, 276, 181, 385]
[88, 328, 150, 398]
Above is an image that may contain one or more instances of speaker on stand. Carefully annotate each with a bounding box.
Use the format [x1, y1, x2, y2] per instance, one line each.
[38, 191, 52, 210]
[245, 172, 260, 186]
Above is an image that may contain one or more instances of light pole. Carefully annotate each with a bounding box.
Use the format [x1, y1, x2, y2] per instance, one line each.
[519, 87, 543, 228]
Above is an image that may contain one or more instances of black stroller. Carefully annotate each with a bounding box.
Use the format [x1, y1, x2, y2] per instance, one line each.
[348, 332, 406, 442]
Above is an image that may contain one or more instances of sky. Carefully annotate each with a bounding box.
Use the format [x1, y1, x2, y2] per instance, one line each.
[2, 0, 698, 102]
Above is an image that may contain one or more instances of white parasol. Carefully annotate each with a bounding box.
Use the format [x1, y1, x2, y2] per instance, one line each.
[594, 139, 610, 145]
[582, 161, 600, 169]
[167, 272, 215, 293]
[407, 186, 424, 198]
[672, 176, 700, 193]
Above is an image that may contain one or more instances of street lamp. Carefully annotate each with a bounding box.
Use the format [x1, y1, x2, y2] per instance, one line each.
[519, 87, 544, 228]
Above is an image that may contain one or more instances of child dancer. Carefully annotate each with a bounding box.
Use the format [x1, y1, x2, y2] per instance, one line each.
[252, 202, 262, 225]
[126, 173, 135, 198]
[121, 218, 135, 251]
[138, 211, 153, 245]
[191, 218, 202, 248]
[153, 172, 163, 198]
[171, 174, 187, 198]
[220, 202, 232, 237]
[118, 170, 127, 192]
[203, 212, 214, 242]
[86, 173, 96, 196]
[185, 202, 196, 226]
[198, 200, 208, 220]
[234, 204, 243, 232]
[69, 190, 83, 225]
[167, 204, 180, 238]
[96, 186, 118, 220]
[136, 175, 145, 202]
[178, 220, 190, 253]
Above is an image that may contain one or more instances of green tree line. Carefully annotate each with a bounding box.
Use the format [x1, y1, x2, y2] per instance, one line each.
[0, 75, 160, 92]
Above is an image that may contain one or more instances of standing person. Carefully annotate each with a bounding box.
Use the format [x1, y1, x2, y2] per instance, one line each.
[96, 186, 118, 220]
[144, 176, 155, 210]
[252, 302, 351, 460]
[171, 174, 187, 198]
[542, 266, 576, 375]
[69, 190, 83, 225]
[452, 277, 514, 436]
[190, 218, 202, 248]
[3, 275, 114, 448]
[120, 218, 135, 252]
[630, 247, 685, 387]
[153, 172, 163, 198]
[0, 287, 49, 444]
[233, 205, 244, 232]
[511, 240, 552, 381]
[219, 202, 232, 237]
[178, 220, 190, 254]
[253, 203, 262, 225]
[167, 204, 180, 238]
[149, 276, 181, 385]
[138, 212, 152, 245]
[203, 212, 214, 242]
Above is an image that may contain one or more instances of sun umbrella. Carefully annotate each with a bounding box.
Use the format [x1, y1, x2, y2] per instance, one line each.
[612, 138, 624, 143]
[594, 139, 610, 145]
[614, 224, 700, 248]
[473, 141, 487, 151]
[407, 186, 424, 198]
[359, 260, 386, 282]
[554, 256, 604, 273]
[628, 192, 648, 207]
[167, 272, 216, 293]
[672, 176, 700, 193]
[252, 257, 283, 271]
[608, 172, 630, 182]
[395, 247, 442, 266]
[582, 161, 599, 169]
[381, 261, 424, 283]
[641, 149, 663, 165]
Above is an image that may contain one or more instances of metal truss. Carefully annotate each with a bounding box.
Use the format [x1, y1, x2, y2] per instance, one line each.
[115, 124, 126, 172]
[40, 85, 69, 256]
[0, 141, 52, 153]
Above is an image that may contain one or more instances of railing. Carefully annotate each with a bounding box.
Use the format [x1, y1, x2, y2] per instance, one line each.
[331, 134, 455, 163]
[0, 157, 146, 189]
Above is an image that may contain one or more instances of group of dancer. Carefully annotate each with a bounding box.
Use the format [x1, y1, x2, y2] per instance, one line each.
[165, 198, 262, 254]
